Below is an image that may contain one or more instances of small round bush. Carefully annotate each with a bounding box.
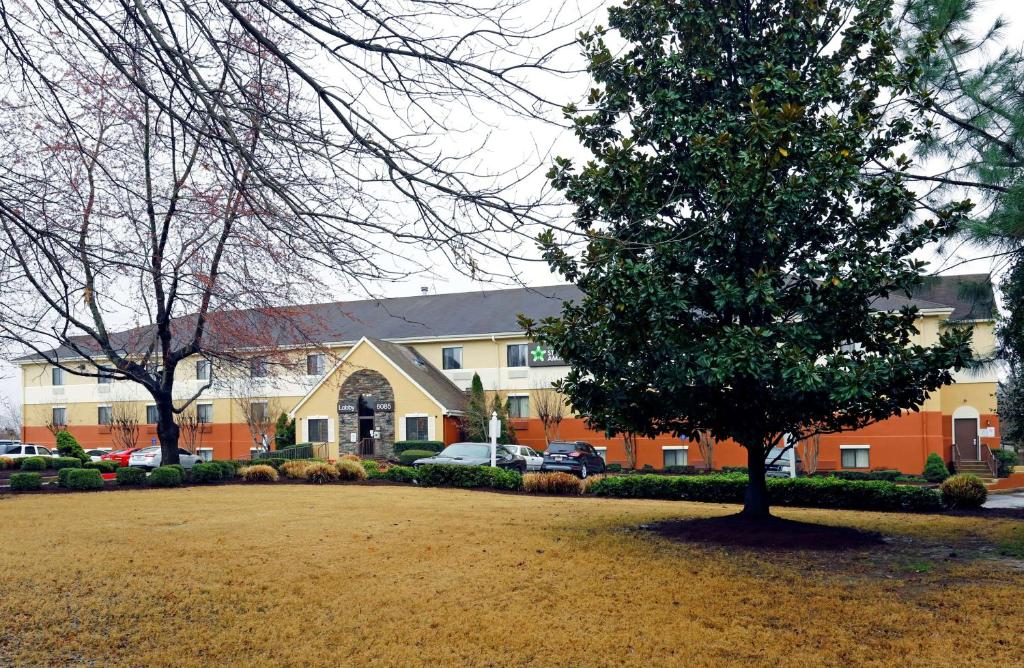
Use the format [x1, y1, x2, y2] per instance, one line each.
[83, 460, 119, 473]
[279, 460, 311, 479]
[993, 449, 1019, 478]
[922, 452, 950, 483]
[58, 467, 83, 487]
[191, 462, 223, 484]
[361, 460, 380, 474]
[147, 466, 183, 487]
[304, 461, 340, 484]
[523, 472, 584, 495]
[116, 466, 146, 486]
[398, 449, 436, 466]
[65, 468, 104, 491]
[335, 459, 369, 481]
[940, 473, 988, 509]
[211, 461, 237, 479]
[10, 472, 43, 491]
[20, 456, 47, 471]
[53, 456, 84, 470]
[241, 464, 279, 482]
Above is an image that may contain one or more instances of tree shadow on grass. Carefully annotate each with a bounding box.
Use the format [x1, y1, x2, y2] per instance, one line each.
[650, 513, 884, 552]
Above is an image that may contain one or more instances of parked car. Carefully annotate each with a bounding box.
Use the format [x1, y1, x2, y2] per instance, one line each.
[1, 443, 55, 460]
[128, 446, 203, 470]
[541, 441, 607, 478]
[85, 449, 111, 462]
[102, 448, 143, 467]
[765, 447, 802, 478]
[411, 442, 526, 472]
[504, 445, 544, 471]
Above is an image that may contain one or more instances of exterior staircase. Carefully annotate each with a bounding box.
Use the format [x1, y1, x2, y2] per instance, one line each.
[956, 459, 997, 484]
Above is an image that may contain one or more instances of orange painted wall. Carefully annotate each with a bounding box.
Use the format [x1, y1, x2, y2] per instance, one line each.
[23, 424, 258, 461]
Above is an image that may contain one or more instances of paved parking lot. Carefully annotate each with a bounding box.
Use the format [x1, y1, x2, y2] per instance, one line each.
[984, 492, 1024, 509]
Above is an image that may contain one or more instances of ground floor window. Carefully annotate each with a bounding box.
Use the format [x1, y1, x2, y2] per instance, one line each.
[405, 416, 429, 441]
[308, 418, 329, 443]
[507, 395, 529, 419]
[146, 404, 158, 424]
[197, 448, 213, 462]
[663, 447, 688, 468]
[841, 446, 870, 469]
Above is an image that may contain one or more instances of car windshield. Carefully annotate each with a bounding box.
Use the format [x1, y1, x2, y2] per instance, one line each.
[2, 445, 20, 454]
[546, 443, 577, 454]
[439, 443, 491, 458]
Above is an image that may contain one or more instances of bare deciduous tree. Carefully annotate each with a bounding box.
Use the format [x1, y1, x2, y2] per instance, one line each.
[110, 403, 141, 452]
[0, 395, 20, 439]
[534, 388, 566, 446]
[695, 431, 715, 472]
[800, 433, 821, 476]
[176, 407, 205, 457]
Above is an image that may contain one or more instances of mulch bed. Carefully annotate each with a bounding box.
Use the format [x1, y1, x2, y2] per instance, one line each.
[648, 513, 886, 551]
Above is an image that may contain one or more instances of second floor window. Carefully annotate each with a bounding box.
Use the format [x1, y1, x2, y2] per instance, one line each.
[197, 403, 213, 424]
[196, 359, 211, 381]
[507, 344, 528, 368]
[52, 367, 64, 386]
[97, 406, 112, 426]
[249, 401, 269, 424]
[52, 407, 66, 426]
[146, 405, 158, 424]
[307, 353, 325, 376]
[442, 346, 463, 370]
[250, 357, 268, 378]
[97, 372, 113, 385]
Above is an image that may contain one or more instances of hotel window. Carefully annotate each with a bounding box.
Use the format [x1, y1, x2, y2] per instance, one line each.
[250, 357, 268, 378]
[97, 372, 113, 385]
[841, 446, 870, 469]
[197, 448, 214, 462]
[146, 405, 158, 424]
[306, 353, 325, 376]
[97, 406, 112, 426]
[308, 418, 329, 443]
[196, 359, 211, 381]
[405, 416, 429, 441]
[52, 367, 65, 386]
[663, 447, 688, 468]
[442, 347, 463, 370]
[52, 407, 66, 426]
[249, 401, 269, 424]
[507, 395, 529, 419]
[197, 403, 213, 424]
[506, 344, 528, 368]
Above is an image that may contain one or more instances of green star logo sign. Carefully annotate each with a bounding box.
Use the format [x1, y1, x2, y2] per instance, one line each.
[531, 345, 547, 363]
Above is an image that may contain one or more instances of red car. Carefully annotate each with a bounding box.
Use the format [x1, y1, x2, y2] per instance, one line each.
[102, 448, 142, 467]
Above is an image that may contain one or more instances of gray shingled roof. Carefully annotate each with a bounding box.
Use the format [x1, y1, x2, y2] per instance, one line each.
[367, 338, 468, 413]
[13, 276, 993, 362]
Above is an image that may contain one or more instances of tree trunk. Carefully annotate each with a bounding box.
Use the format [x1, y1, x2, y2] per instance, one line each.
[154, 393, 181, 466]
[741, 445, 771, 518]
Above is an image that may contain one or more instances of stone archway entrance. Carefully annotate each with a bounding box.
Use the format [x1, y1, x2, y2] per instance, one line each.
[338, 369, 395, 458]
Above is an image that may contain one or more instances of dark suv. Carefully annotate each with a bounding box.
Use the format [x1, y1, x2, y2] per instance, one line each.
[541, 441, 606, 478]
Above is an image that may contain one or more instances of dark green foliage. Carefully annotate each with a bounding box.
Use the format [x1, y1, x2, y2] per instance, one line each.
[55, 430, 89, 463]
[64, 468, 104, 490]
[381, 465, 417, 484]
[923, 452, 951, 483]
[721, 467, 749, 475]
[586, 474, 943, 512]
[398, 449, 437, 466]
[361, 460, 380, 475]
[19, 456, 46, 471]
[147, 466, 183, 487]
[525, 0, 974, 517]
[162, 464, 186, 480]
[10, 472, 42, 491]
[490, 393, 516, 444]
[465, 373, 489, 442]
[58, 467, 86, 487]
[606, 463, 622, 473]
[664, 465, 696, 475]
[824, 469, 902, 482]
[998, 379, 1024, 451]
[993, 449, 1019, 478]
[211, 460, 238, 479]
[83, 460, 119, 473]
[274, 412, 296, 450]
[52, 457, 85, 470]
[393, 441, 444, 455]
[244, 457, 285, 469]
[116, 466, 146, 486]
[414, 464, 522, 491]
[191, 462, 223, 484]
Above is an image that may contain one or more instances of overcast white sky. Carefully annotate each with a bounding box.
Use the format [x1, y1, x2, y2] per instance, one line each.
[3, 0, 1023, 415]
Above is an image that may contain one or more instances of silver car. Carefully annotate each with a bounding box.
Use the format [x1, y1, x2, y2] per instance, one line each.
[128, 446, 203, 470]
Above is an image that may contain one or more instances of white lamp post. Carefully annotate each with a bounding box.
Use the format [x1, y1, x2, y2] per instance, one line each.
[488, 411, 500, 467]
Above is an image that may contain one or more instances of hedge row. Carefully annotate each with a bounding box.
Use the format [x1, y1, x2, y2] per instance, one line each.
[585, 474, 943, 512]
[412, 464, 522, 491]
[393, 440, 444, 455]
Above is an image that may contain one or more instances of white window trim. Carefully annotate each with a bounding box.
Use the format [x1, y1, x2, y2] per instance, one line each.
[839, 444, 870, 450]
[97, 404, 113, 425]
[304, 415, 333, 443]
[662, 445, 689, 451]
[400, 413, 428, 441]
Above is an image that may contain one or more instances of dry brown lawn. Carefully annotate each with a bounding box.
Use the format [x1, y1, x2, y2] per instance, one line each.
[1, 485, 1021, 667]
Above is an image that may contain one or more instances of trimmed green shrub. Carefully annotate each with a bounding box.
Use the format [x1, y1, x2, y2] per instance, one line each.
[116, 466, 146, 486]
[55, 430, 89, 463]
[664, 465, 697, 475]
[58, 467, 82, 487]
[824, 469, 902, 482]
[923, 453, 951, 483]
[211, 460, 238, 479]
[147, 466, 183, 487]
[64, 468, 104, 491]
[10, 472, 42, 491]
[240, 464, 278, 482]
[721, 466, 748, 474]
[53, 456, 85, 470]
[585, 474, 944, 512]
[606, 463, 622, 473]
[393, 440, 444, 455]
[382, 465, 418, 484]
[361, 460, 380, 474]
[83, 460, 119, 473]
[413, 464, 522, 491]
[993, 449, 1019, 478]
[244, 457, 286, 469]
[940, 473, 988, 509]
[398, 449, 436, 466]
[162, 464, 186, 481]
[191, 462, 223, 484]
[19, 456, 47, 471]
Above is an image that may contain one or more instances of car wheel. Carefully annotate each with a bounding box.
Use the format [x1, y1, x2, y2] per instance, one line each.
[580, 463, 588, 479]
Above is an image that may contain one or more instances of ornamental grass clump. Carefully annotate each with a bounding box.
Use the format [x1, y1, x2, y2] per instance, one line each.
[335, 460, 369, 481]
[940, 473, 988, 509]
[280, 460, 311, 479]
[304, 462, 340, 484]
[523, 472, 583, 495]
[340, 453, 361, 462]
[0, 456, 14, 470]
[241, 464, 279, 483]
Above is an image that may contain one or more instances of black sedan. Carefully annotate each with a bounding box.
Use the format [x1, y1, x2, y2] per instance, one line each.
[412, 442, 526, 472]
[541, 441, 607, 478]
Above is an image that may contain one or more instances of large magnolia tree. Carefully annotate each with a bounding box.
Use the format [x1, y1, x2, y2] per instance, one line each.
[525, 0, 975, 517]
